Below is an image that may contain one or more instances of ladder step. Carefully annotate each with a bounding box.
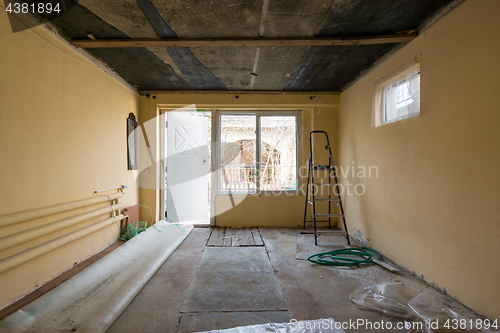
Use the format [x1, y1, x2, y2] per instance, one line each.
[314, 214, 344, 217]
[318, 230, 348, 234]
[304, 131, 350, 245]
[304, 220, 331, 223]
[301, 230, 348, 234]
[314, 198, 340, 201]
[312, 165, 333, 170]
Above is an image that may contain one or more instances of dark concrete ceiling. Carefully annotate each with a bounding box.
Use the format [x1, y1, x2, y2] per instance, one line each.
[51, 0, 456, 91]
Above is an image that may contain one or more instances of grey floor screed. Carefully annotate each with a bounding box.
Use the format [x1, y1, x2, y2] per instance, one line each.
[296, 233, 348, 260]
[108, 228, 486, 333]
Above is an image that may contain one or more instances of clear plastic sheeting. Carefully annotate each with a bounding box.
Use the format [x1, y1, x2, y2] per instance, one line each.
[197, 318, 345, 333]
[350, 283, 495, 333]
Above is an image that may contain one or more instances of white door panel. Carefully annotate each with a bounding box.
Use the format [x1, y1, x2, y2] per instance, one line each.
[167, 112, 209, 223]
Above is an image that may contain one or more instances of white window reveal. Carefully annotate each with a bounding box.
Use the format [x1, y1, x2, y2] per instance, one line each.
[372, 58, 420, 127]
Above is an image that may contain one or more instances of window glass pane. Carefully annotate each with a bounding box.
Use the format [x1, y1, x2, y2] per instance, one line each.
[373, 59, 420, 127]
[220, 115, 256, 193]
[260, 116, 297, 191]
[384, 73, 420, 124]
[396, 82, 414, 109]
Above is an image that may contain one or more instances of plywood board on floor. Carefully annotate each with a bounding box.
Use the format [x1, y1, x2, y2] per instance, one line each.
[207, 227, 264, 247]
[182, 247, 287, 312]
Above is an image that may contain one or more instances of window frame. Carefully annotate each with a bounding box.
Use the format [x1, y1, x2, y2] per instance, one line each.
[215, 110, 301, 196]
[383, 71, 421, 124]
[372, 58, 420, 127]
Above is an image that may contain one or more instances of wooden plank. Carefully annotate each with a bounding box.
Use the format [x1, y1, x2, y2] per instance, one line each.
[238, 229, 247, 246]
[140, 90, 339, 96]
[206, 227, 215, 246]
[206, 227, 219, 246]
[214, 227, 226, 246]
[343, 245, 400, 273]
[244, 228, 256, 246]
[372, 258, 401, 273]
[251, 228, 264, 246]
[207, 227, 225, 246]
[72, 35, 417, 48]
[123, 204, 139, 232]
[231, 229, 240, 247]
[0, 240, 124, 321]
[222, 228, 232, 247]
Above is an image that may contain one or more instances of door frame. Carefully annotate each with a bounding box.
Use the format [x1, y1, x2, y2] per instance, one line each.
[160, 109, 215, 226]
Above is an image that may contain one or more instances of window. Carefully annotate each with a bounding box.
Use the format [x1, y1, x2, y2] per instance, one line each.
[372, 58, 420, 127]
[218, 112, 299, 194]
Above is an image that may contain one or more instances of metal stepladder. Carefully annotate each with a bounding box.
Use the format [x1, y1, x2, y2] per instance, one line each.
[302, 131, 350, 245]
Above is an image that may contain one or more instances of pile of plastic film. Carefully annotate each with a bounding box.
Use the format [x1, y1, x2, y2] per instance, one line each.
[121, 221, 148, 241]
[350, 283, 495, 333]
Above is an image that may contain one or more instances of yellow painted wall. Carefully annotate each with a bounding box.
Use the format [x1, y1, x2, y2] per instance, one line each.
[139, 93, 339, 227]
[338, 0, 500, 319]
[0, 10, 139, 309]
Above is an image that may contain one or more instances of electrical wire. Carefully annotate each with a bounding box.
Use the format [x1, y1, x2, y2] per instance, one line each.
[136, 204, 154, 225]
[298, 95, 322, 166]
[309, 96, 323, 124]
[307, 247, 381, 266]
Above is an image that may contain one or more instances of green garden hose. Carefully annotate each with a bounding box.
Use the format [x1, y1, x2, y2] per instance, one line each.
[307, 247, 381, 266]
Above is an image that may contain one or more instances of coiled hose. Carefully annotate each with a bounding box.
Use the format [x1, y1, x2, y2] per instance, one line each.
[307, 247, 380, 266]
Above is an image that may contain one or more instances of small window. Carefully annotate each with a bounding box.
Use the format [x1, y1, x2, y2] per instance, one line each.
[218, 112, 299, 194]
[372, 58, 420, 127]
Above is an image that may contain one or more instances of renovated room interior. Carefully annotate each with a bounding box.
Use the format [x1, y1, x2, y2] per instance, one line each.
[0, 0, 499, 332]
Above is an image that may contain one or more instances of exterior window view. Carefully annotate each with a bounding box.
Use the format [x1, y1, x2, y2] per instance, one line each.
[219, 114, 297, 193]
[373, 58, 421, 126]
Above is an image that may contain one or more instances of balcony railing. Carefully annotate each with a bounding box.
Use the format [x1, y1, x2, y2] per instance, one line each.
[220, 165, 295, 192]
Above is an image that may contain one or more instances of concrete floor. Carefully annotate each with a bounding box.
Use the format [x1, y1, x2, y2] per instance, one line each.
[108, 228, 482, 333]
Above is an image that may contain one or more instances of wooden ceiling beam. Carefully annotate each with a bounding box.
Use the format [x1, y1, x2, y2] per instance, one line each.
[72, 34, 416, 48]
[138, 90, 340, 95]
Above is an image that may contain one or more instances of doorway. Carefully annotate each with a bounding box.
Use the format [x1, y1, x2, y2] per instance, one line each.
[162, 110, 212, 225]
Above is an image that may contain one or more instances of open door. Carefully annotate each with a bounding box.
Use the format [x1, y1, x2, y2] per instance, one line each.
[166, 112, 209, 223]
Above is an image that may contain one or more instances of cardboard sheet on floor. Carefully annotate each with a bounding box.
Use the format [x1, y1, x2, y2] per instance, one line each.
[196, 318, 345, 333]
[0, 221, 193, 333]
[182, 247, 287, 312]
